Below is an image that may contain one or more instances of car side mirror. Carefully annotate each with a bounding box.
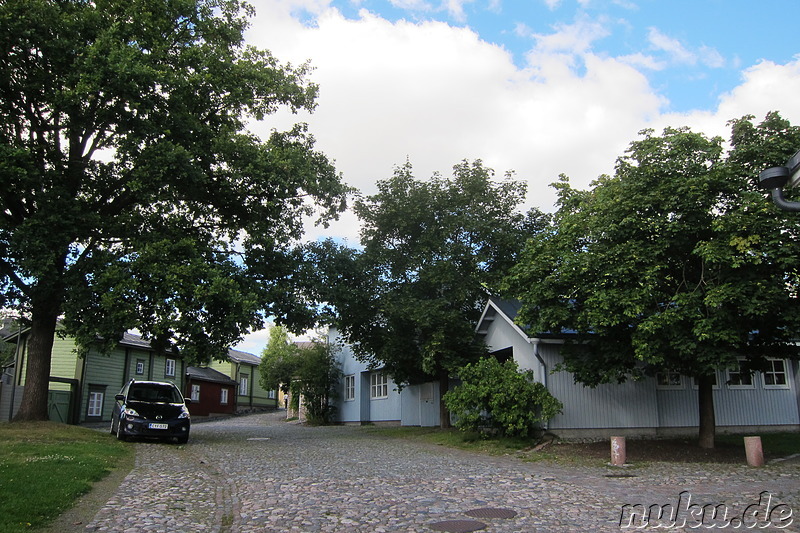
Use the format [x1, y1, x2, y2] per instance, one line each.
[115, 394, 125, 401]
[185, 398, 192, 405]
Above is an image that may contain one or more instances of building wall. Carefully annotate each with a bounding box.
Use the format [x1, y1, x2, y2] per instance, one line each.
[186, 380, 236, 416]
[331, 329, 440, 425]
[481, 305, 800, 435]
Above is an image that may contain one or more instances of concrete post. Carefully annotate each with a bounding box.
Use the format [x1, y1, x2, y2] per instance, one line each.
[611, 436, 626, 466]
[744, 436, 764, 467]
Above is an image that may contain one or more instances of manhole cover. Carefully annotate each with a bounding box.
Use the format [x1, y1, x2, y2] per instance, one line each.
[428, 519, 487, 532]
[465, 508, 518, 519]
[604, 473, 636, 478]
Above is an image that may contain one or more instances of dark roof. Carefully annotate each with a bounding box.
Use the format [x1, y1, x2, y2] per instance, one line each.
[489, 297, 523, 321]
[187, 366, 238, 386]
[226, 348, 260, 365]
[481, 297, 577, 339]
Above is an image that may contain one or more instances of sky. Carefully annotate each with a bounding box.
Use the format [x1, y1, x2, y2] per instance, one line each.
[234, 0, 800, 354]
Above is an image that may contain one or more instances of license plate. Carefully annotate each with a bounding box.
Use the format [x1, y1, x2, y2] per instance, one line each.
[148, 423, 168, 430]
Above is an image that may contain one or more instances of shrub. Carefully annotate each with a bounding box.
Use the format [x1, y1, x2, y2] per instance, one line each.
[443, 357, 562, 438]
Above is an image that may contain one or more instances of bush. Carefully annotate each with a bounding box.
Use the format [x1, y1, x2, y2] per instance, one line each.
[443, 357, 562, 438]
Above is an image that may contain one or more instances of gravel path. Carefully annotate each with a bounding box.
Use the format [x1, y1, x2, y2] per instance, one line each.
[84, 412, 800, 532]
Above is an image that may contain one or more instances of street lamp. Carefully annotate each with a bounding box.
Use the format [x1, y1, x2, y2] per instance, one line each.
[758, 149, 800, 211]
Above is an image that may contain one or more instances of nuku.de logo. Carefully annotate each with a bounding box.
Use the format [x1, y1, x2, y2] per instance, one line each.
[619, 491, 793, 529]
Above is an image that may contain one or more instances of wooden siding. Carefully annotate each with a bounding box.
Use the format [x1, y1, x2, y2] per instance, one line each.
[49, 337, 79, 391]
[81, 347, 127, 423]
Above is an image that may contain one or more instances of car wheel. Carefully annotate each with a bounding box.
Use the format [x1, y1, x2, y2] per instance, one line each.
[116, 420, 127, 441]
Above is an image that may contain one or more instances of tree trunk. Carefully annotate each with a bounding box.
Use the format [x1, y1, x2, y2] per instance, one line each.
[13, 297, 61, 422]
[697, 374, 716, 449]
[439, 372, 451, 429]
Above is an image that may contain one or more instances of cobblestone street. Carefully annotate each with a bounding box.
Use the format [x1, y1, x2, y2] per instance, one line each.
[85, 412, 800, 532]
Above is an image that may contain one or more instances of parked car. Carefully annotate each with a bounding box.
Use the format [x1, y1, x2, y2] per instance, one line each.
[111, 379, 191, 443]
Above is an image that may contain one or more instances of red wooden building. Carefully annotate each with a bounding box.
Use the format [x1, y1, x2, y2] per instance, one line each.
[185, 366, 238, 416]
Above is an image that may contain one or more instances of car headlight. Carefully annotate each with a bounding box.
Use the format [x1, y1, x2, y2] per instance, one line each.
[178, 407, 190, 419]
[123, 407, 140, 417]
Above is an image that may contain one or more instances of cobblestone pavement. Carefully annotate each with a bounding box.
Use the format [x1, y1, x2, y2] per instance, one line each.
[85, 412, 800, 532]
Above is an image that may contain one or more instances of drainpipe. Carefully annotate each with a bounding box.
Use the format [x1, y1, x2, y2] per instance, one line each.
[530, 338, 548, 430]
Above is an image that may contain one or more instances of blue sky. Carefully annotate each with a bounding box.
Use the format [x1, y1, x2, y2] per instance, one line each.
[306, 0, 798, 113]
[236, 0, 800, 352]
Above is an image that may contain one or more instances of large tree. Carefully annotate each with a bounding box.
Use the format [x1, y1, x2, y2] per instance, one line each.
[310, 160, 545, 426]
[0, 0, 348, 421]
[505, 113, 800, 448]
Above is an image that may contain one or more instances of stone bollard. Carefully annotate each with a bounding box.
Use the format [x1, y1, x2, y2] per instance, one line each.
[611, 436, 626, 466]
[744, 436, 764, 467]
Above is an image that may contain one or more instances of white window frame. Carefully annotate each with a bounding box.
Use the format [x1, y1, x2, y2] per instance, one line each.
[691, 371, 720, 390]
[344, 374, 355, 401]
[370, 372, 388, 399]
[87, 391, 104, 418]
[655, 371, 684, 390]
[762, 358, 790, 390]
[191, 384, 200, 402]
[165, 358, 176, 377]
[726, 359, 755, 389]
[239, 374, 249, 396]
[135, 359, 145, 375]
[220, 388, 229, 405]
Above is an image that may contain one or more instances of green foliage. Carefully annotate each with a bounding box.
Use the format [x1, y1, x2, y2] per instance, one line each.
[0, 0, 349, 418]
[443, 357, 562, 438]
[507, 117, 800, 382]
[0, 422, 133, 532]
[294, 341, 341, 425]
[310, 160, 546, 389]
[258, 327, 340, 424]
[258, 325, 301, 394]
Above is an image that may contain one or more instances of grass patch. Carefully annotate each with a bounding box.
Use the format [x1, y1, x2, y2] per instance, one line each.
[0, 421, 133, 533]
[364, 426, 800, 466]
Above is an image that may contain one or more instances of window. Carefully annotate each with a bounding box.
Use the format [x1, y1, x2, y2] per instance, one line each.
[165, 358, 176, 377]
[220, 388, 229, 405]
[762, 359, 789, 389]
[191, 384, 200, 402]
[87, 390, 104, 418]
[655, 371, 683, 390]
[239, 374, 249, 396]
[344, 374, 355, 401]
[136, 359, 145, 375]
[370, 372, 388, 399]
[727, 360, 754, 389]
[268, 390, 276, 399]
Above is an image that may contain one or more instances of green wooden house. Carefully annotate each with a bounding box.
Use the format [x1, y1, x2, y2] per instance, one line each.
[1, 327, 185, 425]
[209, 348, 277, 412]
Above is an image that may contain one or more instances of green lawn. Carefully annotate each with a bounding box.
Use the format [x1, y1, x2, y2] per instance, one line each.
[0, 421, 133, 532]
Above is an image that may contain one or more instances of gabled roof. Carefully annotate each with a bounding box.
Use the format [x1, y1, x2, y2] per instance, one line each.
[226, 348, 260, 366]
[476, 296, 575, 342]
[186, 366, 238, 386]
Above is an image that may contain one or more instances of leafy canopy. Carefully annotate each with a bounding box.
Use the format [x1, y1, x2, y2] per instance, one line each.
[506, 114, 800, 386]
[310, 160, 545, 386]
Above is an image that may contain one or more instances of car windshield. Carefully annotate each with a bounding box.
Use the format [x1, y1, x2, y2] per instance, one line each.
[129, 384, 182, 403]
